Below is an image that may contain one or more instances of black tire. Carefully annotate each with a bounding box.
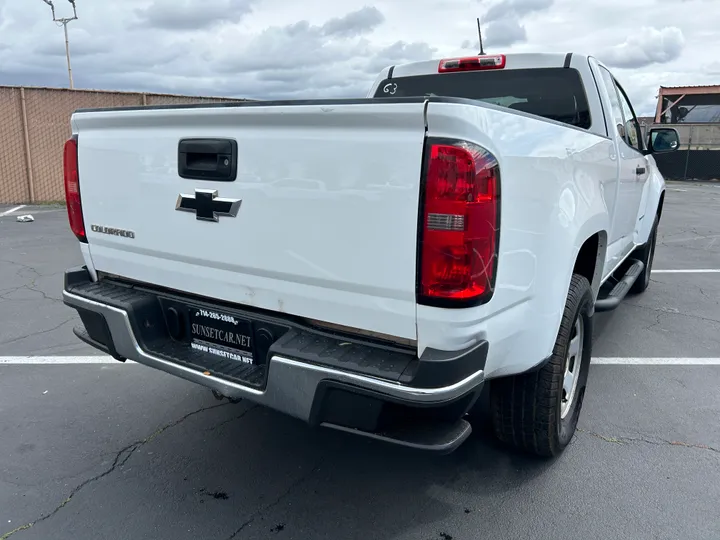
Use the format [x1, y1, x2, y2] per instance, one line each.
[489, 274, 594, 457]
[630, 215, 659, 294]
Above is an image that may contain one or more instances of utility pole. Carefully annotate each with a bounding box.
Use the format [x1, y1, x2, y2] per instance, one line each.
[41, 0, 78, 89]
[477, 17, 485, 55]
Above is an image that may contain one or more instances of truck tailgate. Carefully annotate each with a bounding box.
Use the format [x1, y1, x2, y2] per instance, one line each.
[73, 101, 427, 340]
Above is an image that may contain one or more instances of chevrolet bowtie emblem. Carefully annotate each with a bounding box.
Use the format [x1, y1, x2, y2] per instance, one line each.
[175, 189, 241, 222]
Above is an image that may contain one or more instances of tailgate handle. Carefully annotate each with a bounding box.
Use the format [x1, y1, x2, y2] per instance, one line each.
[178, 138, 238, 181]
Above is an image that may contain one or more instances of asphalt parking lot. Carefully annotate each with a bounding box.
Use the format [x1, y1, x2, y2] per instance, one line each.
[1, 182, 719, 540]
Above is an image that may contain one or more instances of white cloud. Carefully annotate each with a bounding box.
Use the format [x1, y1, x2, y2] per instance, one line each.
[602, 27, 685, 69]
[484, 0, 554, 23]
[484, 18, 527, 47]
[321, 6, 385, 38]
[0, 0, 718, 115]
[134, 0, 258, 30]
[474, 0, 554, 48]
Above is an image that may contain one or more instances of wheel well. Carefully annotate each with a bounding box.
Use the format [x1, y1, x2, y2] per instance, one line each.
[573, 233, 604, 290]
[657, 190, 665, 219]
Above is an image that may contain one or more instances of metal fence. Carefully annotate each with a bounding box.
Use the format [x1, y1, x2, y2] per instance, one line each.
[648, 123, 720, 181]
[0, 86, 246, 204]
[662, 123, 720, 150]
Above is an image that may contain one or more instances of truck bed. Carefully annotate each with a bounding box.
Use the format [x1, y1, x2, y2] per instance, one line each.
[71, 93, 615, 363]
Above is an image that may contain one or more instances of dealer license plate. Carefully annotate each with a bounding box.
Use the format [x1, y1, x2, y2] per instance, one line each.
[188, 307, 255, 365]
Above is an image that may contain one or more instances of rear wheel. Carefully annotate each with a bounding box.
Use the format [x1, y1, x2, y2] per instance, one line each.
[630, 215, 659, 294]
[489, 274, 593, 457]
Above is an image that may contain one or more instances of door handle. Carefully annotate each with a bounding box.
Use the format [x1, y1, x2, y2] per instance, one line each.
[635, 166, 646, 176]
[178, 138, 238, 181]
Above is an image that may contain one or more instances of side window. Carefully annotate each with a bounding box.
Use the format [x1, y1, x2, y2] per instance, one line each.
[615, 82, 644, 152]
[598, 67, 627, 142]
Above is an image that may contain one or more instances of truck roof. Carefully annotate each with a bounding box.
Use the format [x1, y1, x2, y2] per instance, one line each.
[389, 52, 586, 79]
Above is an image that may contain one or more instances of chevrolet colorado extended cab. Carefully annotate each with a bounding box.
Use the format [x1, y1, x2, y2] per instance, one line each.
[62, 52, 679, 457]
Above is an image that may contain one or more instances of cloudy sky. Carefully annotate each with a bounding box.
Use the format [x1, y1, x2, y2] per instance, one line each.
[0, 0, 718, 115]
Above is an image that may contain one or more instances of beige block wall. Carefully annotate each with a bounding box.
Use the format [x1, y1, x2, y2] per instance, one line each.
[0, 86, 245, 204]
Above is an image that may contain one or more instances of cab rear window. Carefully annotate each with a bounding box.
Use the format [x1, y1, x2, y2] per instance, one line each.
[374, 67, 591, 129]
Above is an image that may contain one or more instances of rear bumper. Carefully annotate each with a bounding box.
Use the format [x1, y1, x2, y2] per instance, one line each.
[63, 267, 486, 452]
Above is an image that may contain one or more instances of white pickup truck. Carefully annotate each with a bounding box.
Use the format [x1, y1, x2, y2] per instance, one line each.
[62, 52, 679, 457]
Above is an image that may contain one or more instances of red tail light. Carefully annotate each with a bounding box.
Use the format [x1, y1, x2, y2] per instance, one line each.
[63, 136, 86, 242]
[438, 55, 506, 73]
[418, 138, 500, 306]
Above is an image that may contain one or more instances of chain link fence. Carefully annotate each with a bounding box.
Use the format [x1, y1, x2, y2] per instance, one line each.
[0, 86, 245, 204]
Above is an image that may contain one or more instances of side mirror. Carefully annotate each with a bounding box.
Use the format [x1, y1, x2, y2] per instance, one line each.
[647, 127, 680, 154]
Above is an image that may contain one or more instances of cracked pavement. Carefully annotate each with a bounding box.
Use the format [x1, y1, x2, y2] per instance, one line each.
[1, 185, 720, 540]
[578, 428, 720, 453]
[0, 205, 98, 356]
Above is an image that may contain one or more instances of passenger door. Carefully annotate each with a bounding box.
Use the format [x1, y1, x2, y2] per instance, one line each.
[597, 67, 647, 260]
[614, 78, 650, 240]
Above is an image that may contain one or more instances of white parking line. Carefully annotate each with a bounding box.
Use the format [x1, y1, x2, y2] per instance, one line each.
[0, 356, 132, 364]
[592, 357, 720, 365]
[0, 205, 26, 217]
[652, 269, 720, 274]
[1, 356, 719, 365]
[661, 234, 720, 244]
